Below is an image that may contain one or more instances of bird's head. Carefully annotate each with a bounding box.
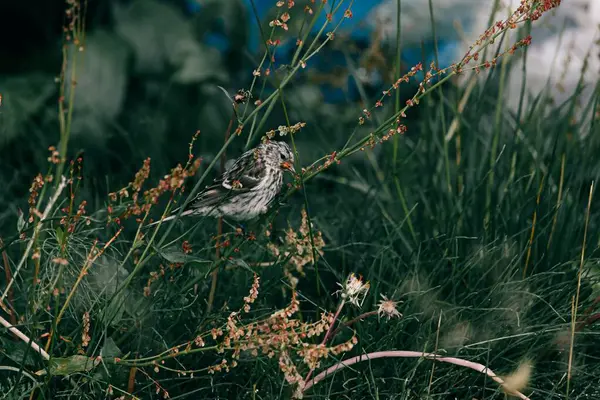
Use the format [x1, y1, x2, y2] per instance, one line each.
[264, 141, 296, 175]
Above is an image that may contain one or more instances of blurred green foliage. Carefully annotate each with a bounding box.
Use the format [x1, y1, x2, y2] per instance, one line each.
[0, 0, 599, 399]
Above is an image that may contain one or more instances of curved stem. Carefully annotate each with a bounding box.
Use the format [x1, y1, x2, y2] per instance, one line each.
[303, 350, 530, 400]
[303, 300, 345, 385]
[329, 310, 379, 339]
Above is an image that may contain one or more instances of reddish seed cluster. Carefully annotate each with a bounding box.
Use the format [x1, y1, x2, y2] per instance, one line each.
[264, 121, 306, 141]
[267, 209, 325, 288]
[123, 272, 361, 398]
[393, 63, 423, 90]
[61, 200, 87, 233]
[132, 158, 152, 199]
[27, 174, 45, 223]
[467, 0, 559, 54]
[51, 257, 69, 266]
[233, 89, 252, 105]
[194, 335, 205, 348]
[316, 151, 340, 172]
[361, 62, 425, 122]
[47, 146, 60, 164]
[64, 0, 84, 49]
[31, 248, 41, 261]
[298, 335, 358, 369]
[142, 369, 170, 400]
[353, 0, 561, 157]
[358, 108, 372, 126]
[109, 158, 151, 204]
[193, 284, 354, 393]
[215, 237, 231, 249]
[276, 0, 295, 8]
[509, 35, 533, 55]
[265, 0, 300, 72]
[188, 130, 201, 162]
[279, 351, 305, 395]
[527, 0, 562, 21]
[207, 359, 233, 374]
[144, 265, 166, 297]
[81, 311, 91, 349]
[358, 133, 378, 152]
[269, 14, 290, 31]
[243, 274, 260, 312]
[109, 157, 201, 224]
[381, 122, 407, 142]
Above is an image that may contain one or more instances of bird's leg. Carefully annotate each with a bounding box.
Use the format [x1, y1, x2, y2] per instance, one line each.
[221, 218, 247, 236]
[236, 223, 247, 237]
[221, 218, 238, 231]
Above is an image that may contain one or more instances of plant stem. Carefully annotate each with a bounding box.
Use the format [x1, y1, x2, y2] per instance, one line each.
[0, 315, 50, 360]
[303, 350, 531, 400]
[55, 229, 122, 325]
[115, 345, 219, 367]
[127, 366, 137, 394]
[207, 111, 234, 314]
[1, 176, 67, 304]
[303, 300, 345, 385]
[567, 181, 594, 391]
[484, 37, 510, 232]
[0, 238, 16, 324]
[330, 310, 378, 339]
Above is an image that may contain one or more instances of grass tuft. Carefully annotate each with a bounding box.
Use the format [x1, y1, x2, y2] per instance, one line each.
[1, 0, 599, 399]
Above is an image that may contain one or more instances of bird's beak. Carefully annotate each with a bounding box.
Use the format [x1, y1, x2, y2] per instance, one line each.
[280, 161, 296, 175]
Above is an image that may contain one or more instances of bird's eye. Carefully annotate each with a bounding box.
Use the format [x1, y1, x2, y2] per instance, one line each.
[280, 153, 286, 160]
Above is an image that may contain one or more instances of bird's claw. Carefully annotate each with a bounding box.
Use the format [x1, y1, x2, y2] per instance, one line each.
[235, 223, 247, 236]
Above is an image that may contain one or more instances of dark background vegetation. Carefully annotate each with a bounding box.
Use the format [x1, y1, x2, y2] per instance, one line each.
[1, 0, 599, 399]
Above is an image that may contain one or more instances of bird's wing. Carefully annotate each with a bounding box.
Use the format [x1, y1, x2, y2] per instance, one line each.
[218, 149, 266, 190]
[186, 148, 267, 210]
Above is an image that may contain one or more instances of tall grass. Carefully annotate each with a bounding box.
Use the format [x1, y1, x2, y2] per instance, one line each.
[1, 0, 599, 399]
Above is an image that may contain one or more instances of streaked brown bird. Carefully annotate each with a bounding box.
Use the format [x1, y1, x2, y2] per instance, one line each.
[148, 141, 296, 226]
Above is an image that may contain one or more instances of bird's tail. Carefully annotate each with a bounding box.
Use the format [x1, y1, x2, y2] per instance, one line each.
[143, 208, 194, 229]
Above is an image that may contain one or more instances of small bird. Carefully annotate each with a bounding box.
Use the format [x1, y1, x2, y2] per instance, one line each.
[148, 141, 296, 226]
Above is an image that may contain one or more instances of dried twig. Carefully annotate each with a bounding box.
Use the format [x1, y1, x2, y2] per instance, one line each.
[0, 314, 50, 360]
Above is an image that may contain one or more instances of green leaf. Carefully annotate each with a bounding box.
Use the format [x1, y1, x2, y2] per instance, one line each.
[17, 210, 26, 232]
[226, 258, 254, 273]
[123, 292, 151, 320]
[100, 337, 121, 359]
[101, 291, 127, 327]
[1, 338, 39, 367]
[55, 227, 65, 246]
[103, 290, 149, 326]
[89, 256, 130, 298]
[38, 355, 100, 376]
[157, 246, 209, 264]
